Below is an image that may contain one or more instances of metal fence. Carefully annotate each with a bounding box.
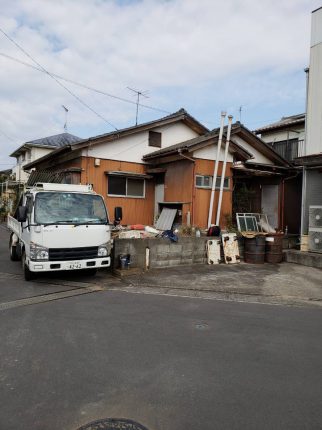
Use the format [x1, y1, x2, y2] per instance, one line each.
[270, 139, 304, 163]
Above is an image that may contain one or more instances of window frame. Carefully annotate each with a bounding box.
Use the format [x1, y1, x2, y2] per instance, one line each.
[148, 130, 162, 148]
[195, 174, 230, 190]
[107, 175, 146, 199]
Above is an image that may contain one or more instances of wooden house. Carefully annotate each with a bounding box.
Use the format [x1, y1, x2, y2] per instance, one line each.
[24, 109, 295, 230]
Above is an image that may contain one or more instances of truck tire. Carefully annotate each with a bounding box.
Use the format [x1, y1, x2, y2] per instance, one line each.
[22, 250, 35, 281]
[9, 235, 19, 261]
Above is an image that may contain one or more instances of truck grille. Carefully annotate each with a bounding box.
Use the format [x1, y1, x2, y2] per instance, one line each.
[48, 247, 98, 261]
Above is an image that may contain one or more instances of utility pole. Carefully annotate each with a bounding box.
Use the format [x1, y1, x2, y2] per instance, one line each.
[127, 87, 149, 125]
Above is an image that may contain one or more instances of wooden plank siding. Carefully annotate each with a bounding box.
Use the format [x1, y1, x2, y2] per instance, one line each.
[193, 159, 233, 228]
[29, 154, 233, 228]
[80, 157, 155, 225]
[163, 160, 194, 225]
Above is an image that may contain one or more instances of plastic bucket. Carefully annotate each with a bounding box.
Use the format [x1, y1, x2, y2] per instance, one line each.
[119, 254, 131, 269]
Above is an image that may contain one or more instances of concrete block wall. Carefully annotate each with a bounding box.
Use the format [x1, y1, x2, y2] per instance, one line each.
[113, 237, 209, 270]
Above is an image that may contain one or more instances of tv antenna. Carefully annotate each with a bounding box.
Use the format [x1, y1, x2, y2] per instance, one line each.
[239, 105, 243, 123]
[127, 87, 149, 125]
[62, 105, 69, 132]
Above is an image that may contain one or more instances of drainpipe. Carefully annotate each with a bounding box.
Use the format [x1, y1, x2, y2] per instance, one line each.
[207, 111, 226, 228]
[215, 115, 233, 226]
[178, 149, 195, 163]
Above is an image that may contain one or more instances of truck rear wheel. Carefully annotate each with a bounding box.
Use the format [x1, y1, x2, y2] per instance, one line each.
[22, 250, 35, 282]
[9, 235, 19, 261]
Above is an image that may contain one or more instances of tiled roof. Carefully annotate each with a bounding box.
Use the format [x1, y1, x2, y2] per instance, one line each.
[10, 133, 81, 157]
[143, 122, 290, 167]
[254, 114, 305, 134]
[24, 133, 81, 147]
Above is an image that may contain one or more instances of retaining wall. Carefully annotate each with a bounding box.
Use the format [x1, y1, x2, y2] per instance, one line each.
[113, 237, 210, 270]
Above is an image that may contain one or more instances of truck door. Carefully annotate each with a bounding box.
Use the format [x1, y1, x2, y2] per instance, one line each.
[21, 194, 34, 244]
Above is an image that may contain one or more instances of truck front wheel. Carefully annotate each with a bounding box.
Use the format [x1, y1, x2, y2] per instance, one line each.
[9, 235, 19, 261]
[22, 250, 35, 282]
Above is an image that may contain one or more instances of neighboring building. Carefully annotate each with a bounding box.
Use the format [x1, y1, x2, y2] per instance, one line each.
[0, 168, 12, 180]
[10, 133, 81, 182]
[295, 7, 322, 238]
[24, 109, 295, 230]
[254, 113, 305, 163]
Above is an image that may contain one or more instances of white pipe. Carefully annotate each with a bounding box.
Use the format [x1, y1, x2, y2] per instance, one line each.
[207, 111, 226, 228]
[215, 115, 233, 226]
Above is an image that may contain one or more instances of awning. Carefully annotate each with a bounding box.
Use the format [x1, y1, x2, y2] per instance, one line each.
[104, 171, 152, 179]
[232, 162, 283, 176]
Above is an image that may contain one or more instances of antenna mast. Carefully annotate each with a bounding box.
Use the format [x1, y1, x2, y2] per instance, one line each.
[62, 105, 69, 132]
[127, 87, 149, 125]
[239, 105, 242, 123]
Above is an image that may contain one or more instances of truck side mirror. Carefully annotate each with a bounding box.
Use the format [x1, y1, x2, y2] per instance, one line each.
[114, 207, 123, 225]
[17, 206, 28, 223]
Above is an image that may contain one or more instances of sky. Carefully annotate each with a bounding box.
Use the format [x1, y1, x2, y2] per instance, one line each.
[0, 0, 321, 170]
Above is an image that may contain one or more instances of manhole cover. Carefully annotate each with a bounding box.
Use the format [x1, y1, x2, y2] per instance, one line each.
[77, 418, 149, 430]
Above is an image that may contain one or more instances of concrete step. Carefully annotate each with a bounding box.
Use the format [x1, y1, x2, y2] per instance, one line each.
[284, 249, 322, 269]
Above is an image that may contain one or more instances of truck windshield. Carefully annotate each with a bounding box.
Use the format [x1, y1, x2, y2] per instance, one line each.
[34, 192, 109, 225]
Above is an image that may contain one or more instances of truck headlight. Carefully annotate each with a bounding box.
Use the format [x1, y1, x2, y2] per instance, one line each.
[30, 243, 49, 261]
[97, 243, 111, 257]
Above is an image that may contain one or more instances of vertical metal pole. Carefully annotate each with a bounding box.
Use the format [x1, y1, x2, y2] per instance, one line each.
[207, 111, 226, 228]
[135, 93, 139, 126]
[300, 68, 309, 236]
[215, 115, 233, 226]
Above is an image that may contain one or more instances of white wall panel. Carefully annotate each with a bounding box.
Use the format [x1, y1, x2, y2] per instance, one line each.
[84, 122, 199, 163]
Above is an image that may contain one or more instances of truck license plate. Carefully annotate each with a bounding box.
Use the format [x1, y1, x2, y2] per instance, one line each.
[67, 262, 82, 270]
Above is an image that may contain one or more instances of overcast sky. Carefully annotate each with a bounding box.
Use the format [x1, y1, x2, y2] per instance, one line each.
[0, 0, 320, 169]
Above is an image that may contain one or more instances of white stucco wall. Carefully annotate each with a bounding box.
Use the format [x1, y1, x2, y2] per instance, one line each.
[192, 145, 234, 162]
[306, 8, 322, 156]
[192, 134, 275, 165]
[31, 146, 54, 161]
[260, 126, 305, 143]
[231, 135, 274, 165]
[12, 146, 56, 182]
[83, 122, 199, 163]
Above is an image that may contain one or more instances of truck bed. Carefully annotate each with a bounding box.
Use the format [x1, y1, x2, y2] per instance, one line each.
[7, 215, 21, 236]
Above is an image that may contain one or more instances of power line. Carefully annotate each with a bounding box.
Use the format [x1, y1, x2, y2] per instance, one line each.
[0, 128, 17, 144]
[0, 52, 171, 115]
[0, 28, 118, 131]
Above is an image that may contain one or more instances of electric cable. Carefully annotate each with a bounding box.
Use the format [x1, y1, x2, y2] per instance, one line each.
[0, 28, 118, 131]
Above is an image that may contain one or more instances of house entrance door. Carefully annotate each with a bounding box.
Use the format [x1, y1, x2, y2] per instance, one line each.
[262, 184, 279, 229]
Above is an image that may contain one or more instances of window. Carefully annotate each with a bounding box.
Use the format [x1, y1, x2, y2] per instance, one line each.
[108, 175, 145, 198]
[35, 192, 108, 224]
[149, 131, 162, 148]
[195, 175, 230, 189]
[26, 195, 33, 223]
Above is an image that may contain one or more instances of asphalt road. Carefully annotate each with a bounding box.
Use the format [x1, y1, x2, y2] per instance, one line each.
[0, 225, 322, 430]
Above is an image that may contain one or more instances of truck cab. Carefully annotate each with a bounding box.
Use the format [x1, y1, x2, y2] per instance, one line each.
[8, 183, 116, 281]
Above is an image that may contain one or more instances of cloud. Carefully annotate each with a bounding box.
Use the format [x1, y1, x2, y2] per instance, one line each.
[0, 0, 320, 168]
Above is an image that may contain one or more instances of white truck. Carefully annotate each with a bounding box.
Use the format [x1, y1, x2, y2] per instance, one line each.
[7, 183, 120, 281]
